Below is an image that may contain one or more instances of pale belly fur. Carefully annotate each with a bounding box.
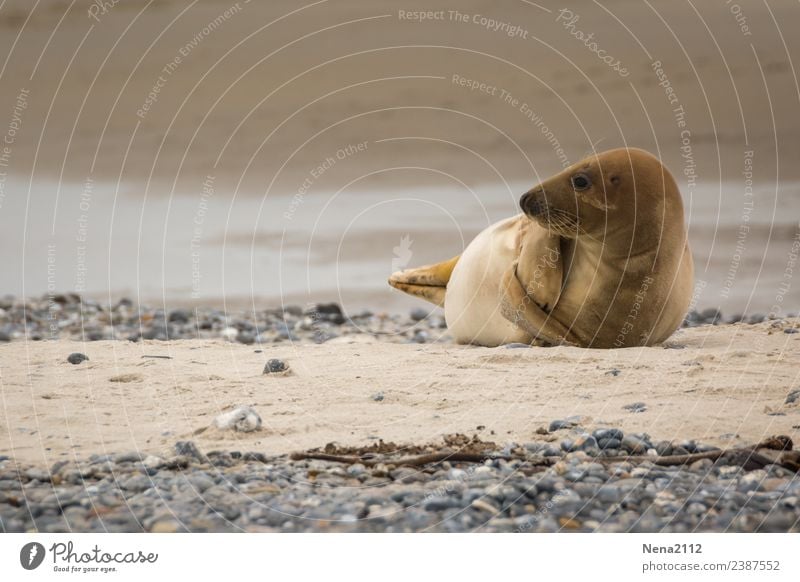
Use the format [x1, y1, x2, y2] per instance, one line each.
[444, 216, 531, 346]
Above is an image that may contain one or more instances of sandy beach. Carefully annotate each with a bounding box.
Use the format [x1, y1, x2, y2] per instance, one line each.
[1, 1, 800, 534]
[3, 318, 798, 467]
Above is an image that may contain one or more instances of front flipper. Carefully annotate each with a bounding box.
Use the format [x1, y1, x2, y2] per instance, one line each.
[499, 260, 581, 346]
[388, 255, 460, 307]
[515, 223, 564, 313]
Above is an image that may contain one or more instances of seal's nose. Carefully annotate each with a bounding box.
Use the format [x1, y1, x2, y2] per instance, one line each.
[520, 188, 545, 217]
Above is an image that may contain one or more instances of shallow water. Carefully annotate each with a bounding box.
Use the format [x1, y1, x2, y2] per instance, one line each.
[1, 176, 798, 316]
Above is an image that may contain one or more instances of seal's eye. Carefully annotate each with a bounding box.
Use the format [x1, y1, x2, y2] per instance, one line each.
[571, 173, 591, 191]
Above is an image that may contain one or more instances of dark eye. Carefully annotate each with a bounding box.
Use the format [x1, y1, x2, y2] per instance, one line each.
[571, 173, 591, 190]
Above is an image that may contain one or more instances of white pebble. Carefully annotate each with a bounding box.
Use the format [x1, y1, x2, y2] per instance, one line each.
[214, 405, 262, 432]
[143, 455, 164, 469]
[221, 327, 238, 341]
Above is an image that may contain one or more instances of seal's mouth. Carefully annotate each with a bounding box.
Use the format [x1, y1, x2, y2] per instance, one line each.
[520, 188, 580, 236]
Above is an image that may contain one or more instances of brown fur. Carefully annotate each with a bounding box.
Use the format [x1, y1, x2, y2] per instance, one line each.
[390, 148, 694, 348]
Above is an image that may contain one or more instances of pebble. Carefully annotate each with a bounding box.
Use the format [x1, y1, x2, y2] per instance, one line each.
[623, 402, 647, 413]
[187, 473, 215, 493]
[573, 434, 600, 452]
[621, 435, 650, 454]
[0, 295, 751, 346]
[549, 419, 576, 432]
[786, 390, 800, 405]
[593, 428, 624, 441]
[409, 308, 428, 322]
[371, 392, 384, 402]
[121, 475, 153, 492]
[67, 353, 89, 365]
[263, 359, 288, 374]
[174, 441, 204, 460]
[214, 406, 262, 432]
[113, 452, 142, 463]
[598, 438, 622, 450]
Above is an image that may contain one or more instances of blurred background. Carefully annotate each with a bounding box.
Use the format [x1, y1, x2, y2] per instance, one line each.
[0, 0, 798, 317]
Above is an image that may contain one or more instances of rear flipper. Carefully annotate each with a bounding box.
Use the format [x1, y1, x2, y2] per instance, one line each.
[388, 255, 460, 308]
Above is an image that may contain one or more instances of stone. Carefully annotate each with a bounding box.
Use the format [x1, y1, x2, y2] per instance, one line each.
[187, 473, 215, 493]
[67, 353, 88, 365]
[410, 308, 428, 322]
[785, 389, 800, 405]
[593, 428, 624, 441]
[174, 441, 204, 460]
[263, 359, 288, 374]
[113, 452, 142, 463]
[549, 419, 576, 432]
[214, 406, 262, 432]
[621, 435, 649, 454]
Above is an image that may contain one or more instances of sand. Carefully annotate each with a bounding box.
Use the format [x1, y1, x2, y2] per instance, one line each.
[2, 319, 799, 467]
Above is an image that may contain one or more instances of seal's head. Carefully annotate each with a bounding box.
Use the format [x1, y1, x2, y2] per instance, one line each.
[520, 148, 680, 240]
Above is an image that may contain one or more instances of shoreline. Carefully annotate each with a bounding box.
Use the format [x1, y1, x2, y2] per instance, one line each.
[0, 292, 794, 345]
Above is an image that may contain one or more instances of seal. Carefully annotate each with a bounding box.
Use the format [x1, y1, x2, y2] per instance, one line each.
[389, 148, 694, 347]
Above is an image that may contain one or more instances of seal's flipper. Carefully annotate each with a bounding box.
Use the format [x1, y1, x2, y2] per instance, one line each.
[515, 225, 564, 313]
[388, 255, 460, 307]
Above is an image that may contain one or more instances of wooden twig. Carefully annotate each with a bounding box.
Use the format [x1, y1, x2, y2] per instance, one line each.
[289, 436, 798, 472]
[289, 451, 553, 467]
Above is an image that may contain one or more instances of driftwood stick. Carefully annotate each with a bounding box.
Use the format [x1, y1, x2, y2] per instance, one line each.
[289, 436, 797, 472]
[289, 451, 542, 467]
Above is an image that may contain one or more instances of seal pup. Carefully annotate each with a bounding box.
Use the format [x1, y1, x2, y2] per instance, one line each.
[388, 148, 693, 348]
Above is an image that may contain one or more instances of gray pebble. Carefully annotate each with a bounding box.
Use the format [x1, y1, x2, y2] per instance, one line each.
[621, 435, 649, 454]
[593, 428, 624, 441]
[623, 402, 647, 413]
[263, 359, 288, 374]
[113, 452, 142, 464]
[410, 308, 428, 321]
[598, 437, 622, 450]
[549, 419, 575, 432]
[347, 463, 367, 477]
[67, 353, 89, 365]
[187, 473, 215, 493]
[174, 441, 204, 460]
[121, 475, 153, 492]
